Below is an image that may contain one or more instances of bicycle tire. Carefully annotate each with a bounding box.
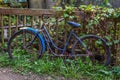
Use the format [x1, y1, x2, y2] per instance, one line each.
[8, 29, 43, 60]
[72, 35, 111, 66]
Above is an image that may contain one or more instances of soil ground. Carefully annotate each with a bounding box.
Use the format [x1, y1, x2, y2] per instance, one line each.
[0, 68, 67, 80]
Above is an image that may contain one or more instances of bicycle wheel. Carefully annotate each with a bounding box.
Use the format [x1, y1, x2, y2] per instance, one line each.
[72, 35, 111, 66]
[8, 29, 43, 60]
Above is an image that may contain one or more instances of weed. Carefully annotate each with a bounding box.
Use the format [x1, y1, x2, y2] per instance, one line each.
[0, 51, 120, 80]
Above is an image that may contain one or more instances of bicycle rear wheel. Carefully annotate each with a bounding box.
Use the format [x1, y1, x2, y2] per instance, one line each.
[72, 35, 111, 66]
[8, 29, 43, 60]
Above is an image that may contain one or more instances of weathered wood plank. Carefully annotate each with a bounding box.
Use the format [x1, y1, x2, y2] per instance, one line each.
[0, 8, 55, 16]
[8, 15, 11, 37]
[0, 14, 4, 44]
[16, 15, 19, 31]
[23, 15, 26, 27]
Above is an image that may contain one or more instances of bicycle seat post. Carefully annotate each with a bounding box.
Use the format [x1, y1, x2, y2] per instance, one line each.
[70, 27, 78, 33]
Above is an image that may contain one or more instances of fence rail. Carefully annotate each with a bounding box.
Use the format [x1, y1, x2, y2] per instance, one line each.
[0, 8, 120, 65]
[0, 8, 55, 15]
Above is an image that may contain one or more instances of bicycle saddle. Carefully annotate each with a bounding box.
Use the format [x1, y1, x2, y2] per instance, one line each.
[67, 21, 81, 27]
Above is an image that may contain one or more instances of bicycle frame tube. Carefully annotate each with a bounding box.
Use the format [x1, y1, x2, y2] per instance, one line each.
[42, 26, 74, 55]
[42, 26, 63, 51]
[61, 30, 74, 54]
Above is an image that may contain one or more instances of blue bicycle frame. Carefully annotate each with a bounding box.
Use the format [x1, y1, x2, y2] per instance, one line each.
[39, 25, 88, 56]
[8, 21, 111, 66]
[22, 21, 89, 56]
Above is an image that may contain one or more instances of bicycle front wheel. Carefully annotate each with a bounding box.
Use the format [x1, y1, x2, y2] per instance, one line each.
[8, 29, 43, 60]
[72, 35, 111, 66]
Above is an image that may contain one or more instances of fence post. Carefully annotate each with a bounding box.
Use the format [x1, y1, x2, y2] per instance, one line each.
[0, 14, 1, 45]
[55, 17, 58, 54]
[8, 15, 11, 37]
[0, 14, 4, 45]
[115, 21, 120, 65]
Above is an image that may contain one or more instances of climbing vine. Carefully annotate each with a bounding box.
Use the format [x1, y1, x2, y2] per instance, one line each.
[54, 5, 120, 63]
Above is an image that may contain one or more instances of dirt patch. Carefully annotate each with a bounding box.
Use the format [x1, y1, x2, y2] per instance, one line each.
[0, 68, 27, 80]
[0, 68, 67, 80]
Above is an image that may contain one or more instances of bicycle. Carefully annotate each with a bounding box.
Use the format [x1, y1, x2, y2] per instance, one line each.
[7, 20, 111, 66]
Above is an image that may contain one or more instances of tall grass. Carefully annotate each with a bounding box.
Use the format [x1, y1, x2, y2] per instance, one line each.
[0, 51, 120, 80]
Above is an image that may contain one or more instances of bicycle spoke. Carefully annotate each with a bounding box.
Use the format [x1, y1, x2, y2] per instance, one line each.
[8, 29, 43, 60]
[72, 35, 110, 66]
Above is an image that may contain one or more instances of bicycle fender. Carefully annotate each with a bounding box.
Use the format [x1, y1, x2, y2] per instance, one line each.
[20, 27, 46, 53]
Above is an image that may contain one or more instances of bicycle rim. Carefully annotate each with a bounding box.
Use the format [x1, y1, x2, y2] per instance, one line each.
[72, 35, 111, 66]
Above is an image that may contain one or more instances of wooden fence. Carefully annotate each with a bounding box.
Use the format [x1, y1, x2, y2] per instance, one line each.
[0, 8, 120, 65]
[0, 8, 55, 43]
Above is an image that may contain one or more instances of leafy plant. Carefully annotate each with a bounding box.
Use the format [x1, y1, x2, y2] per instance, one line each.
[101, 0, 112, 7]
[0, 51, 119, 80]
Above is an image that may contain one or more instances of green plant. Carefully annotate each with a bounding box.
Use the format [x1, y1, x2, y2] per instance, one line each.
[0, 50, 119, 80]
[1, 4, 120, 79]
[78, 5, 120, 47]
[101, 0, 112, 7]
